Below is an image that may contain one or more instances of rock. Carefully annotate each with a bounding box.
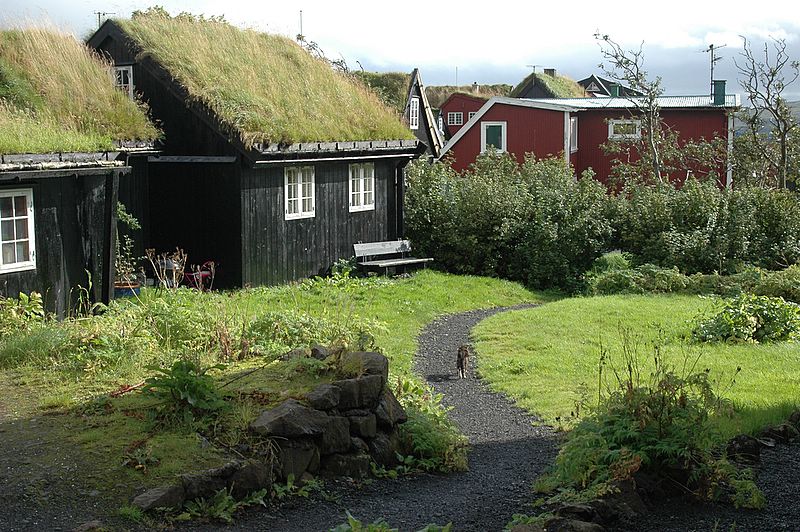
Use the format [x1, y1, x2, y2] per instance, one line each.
[310, 344, 329, 360]
[789, 410, 800, 428]
[351, 437, 369, 453]
[277, 439, 319, 479]
[298, 472, 316, 486]
[332, 379, 360, 410]
[557, 503, 598, 522]
[727, 434, 761, 463]
[340, 351, 389, 385]
[368, 430, 401, 467]
[358, 375, 384, 408]
[73, 520, 104, 531]
[543, 517, 606, 532]
[131, 484, 185, 511]
[306, 384, 340, 410]
[349, 413, 377, 439]
[321, 453, 371, 478]
[181, 461, 241, 500]
[761, 423, 799, 443]
[320, 416, 351, 455]
[229, 460, 272, 499]
[595, 480, 647, 523]
[250, 399, 330, 438]
[375, 389, 407, 429]
[280, 348, 307, 361]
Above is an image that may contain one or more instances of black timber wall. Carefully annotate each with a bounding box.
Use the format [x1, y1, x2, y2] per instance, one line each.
[241, 160, 400, 286]
[408, 83, 435, 156]
[0, 171, 118, 316]
[146, 161, 242, 288]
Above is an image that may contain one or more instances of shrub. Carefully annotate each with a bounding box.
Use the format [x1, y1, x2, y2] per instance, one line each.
[143, 359, 228, 422]
[692, 293, 800, 343]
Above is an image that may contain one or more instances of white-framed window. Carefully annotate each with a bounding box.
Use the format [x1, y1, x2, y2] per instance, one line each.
[0, 189, 36, 274]
[608, 119, 642, 140]
[113, 65, 134, 100]
[349, 163, 375, 212]
[468, 111, 477, 120]
[285, 166, 315, 220]
[437, 115, 444, 133]
[480, 121, 507, 153]
[409, 97, 420, 130]
[570, 116, 578, 152]
[447, 112, 463, 126]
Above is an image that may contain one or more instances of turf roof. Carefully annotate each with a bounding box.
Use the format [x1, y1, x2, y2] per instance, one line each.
[510, 72, 586, 98]
[118, 10, 414, 146]
[353, 71, 412, 115]
[0, 28, 158, 155]
[425, 84, 512, 109]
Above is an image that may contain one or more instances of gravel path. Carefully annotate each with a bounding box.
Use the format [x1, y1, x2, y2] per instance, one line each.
[230, 305, 557, 531]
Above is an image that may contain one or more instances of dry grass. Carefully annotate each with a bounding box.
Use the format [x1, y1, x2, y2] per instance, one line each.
[510, 72, 586, 98]
[120, 11, 413, 146]
[425, 84, 512, 109]
[0, 27, 158, 155]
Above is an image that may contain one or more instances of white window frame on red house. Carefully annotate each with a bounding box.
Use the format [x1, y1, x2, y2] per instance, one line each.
[0, 189, 36, 274]
[480, 121, 507, 153]
[284, 166, 315, 220]
[349, 163, 375, 212]
[608, 119, 642, 140]
[409, 97, 420, 130]
[113, 65, 134, 100]
[447, 112, 463, 126]
[468, 111, 477, 120]
[570, 116, 578, 152]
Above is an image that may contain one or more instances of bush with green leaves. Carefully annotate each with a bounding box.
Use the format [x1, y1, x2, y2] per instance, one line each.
[144, 359, 228, 422]
[693, 293, 800, 343]
[330, 511, 453, 532]
[177, 487, 267, 524]
[535, 338, 763, 508]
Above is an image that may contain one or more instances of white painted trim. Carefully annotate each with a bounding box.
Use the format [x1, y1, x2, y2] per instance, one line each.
[409, 97, 420, 130]
[447, 112, 463, 126]
[563, 112, 570, 164]
[480, 121, 507, 153]
[348, 163, 376, 213]
[608, 119, 642, 140]
[726, 112, 734, 188]
[0, 188, 36, 274]
[570, 116, 579, 153]
[113, 65, 134, 100]
[284, 166, 315, 220]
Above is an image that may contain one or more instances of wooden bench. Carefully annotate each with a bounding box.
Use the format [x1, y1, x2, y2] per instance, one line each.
[353, 240, 433, 275]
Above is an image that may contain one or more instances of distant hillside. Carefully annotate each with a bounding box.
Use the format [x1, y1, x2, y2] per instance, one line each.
[425, 84, 512, 109]
[734, 100, 800, 134]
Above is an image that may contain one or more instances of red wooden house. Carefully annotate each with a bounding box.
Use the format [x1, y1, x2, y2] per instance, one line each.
[439, 93, 490, 139]
[439, 84, 740, 186]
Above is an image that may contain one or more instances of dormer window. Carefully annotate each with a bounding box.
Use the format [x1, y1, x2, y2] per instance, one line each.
[113, 66, 134, 99]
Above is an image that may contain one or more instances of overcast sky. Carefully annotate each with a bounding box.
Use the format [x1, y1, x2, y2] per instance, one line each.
[3, 0, 800, 98]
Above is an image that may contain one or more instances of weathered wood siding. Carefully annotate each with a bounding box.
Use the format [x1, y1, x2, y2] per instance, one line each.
[0, 171, 118, 316]
[240, 160, 400, 286]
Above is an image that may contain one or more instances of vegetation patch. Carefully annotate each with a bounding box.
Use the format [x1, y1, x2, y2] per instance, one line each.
[353, 71, 411, 115]
[692, 293, 800, 343]
[472, 295, 799, 437]
[0, 27, 157, 154]
[119, 9, 413, 146]
[510, 72, 585, 98]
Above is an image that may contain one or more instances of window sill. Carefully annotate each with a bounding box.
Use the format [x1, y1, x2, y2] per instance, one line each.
[0, 262, 36, 274]
[285, 212, 315, 221]
[349, 204, 376, 213]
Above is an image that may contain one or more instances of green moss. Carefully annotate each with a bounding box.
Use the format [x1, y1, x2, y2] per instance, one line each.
[353, 71, 411, 115]
[510, 73, 585, 98]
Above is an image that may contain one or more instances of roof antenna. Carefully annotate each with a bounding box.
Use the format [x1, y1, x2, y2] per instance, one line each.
[94, 11, 115, 29]
[702, 44, 726, 97]
[297, 10, 304, 42]
[526, 64, 542, 85]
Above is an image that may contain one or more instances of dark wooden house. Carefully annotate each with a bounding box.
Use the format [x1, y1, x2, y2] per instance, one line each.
[576, 75, 644, 98]
[403, 69, 444, 158]
[0, 28, 158, 313]
[88, 14, 422, 288]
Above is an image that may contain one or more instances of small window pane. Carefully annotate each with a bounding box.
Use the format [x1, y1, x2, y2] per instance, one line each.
[1, 220, 14, 241]
[14, 195, 27, 216]
[365, 191, 373, 205]
[16, 241, 28, 261]
[302, 182, 312, 198]
[486, 125, 503, 149]
[0, 198, 12, 218]
[288, 198, 298, 215]
[2, 243, 15, 264]
[15, 219, 27, 239]
[302, 198, 313, 212]
[352, 175, 360, 193]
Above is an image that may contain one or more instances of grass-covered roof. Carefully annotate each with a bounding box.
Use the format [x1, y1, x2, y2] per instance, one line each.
[425, 84, 512, 109]
[353, 71, 412, 115]
[118, 10, 413, 146]
[0, 27, 158, 155]
[510, 72, 586, 98]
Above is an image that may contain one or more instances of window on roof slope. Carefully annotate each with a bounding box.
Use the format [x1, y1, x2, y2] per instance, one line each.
[409, 97, 420, 130]
[0, 189, 36, 274]
[285, 166, 315, 220]
[349, 163, 375, 212]
[113, 65, 134, 100]
[447, 112, 463, 126]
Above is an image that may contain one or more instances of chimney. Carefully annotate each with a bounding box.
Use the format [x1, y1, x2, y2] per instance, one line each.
[472, 81, 479, 94]
[609, 83, 620, 97]
[544, 68, 556, 77]
[713, 79, 726, 106]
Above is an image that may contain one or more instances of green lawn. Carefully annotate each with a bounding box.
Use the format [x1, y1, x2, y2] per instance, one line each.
[473, 294, 800, 437]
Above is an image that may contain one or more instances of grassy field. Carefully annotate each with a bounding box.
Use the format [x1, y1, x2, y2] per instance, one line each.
[473, 294, 800, 437]
[0, 271, 539, 508]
